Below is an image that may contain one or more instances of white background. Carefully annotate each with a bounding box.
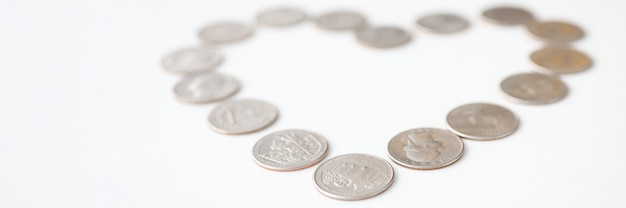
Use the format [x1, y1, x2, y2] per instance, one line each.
[1, 0, 626, 207]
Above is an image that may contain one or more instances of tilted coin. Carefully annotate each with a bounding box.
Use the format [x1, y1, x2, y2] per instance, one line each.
[530, 46, 592, 74]
[482, 6, 534, 25]
[526, 21, 584, 43]
[173, 73, 240, 104]
[208, 99, 279, 134]
[315, 11, 367, 31]
[253, 129, 328, 171]
[198, 21, 254, 44]
[314, 153, 394, 200]
[501, 73, 568, 105]
[256, 7, 307, 27]
[388, 128, 464, 170]
[161, 47, 223, 74]
[356, 26, 412, 48]
[417, 13, 469, 34]
[446, 103, 518, 140]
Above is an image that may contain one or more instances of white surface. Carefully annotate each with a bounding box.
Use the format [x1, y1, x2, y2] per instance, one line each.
[1, 0, 626, 207]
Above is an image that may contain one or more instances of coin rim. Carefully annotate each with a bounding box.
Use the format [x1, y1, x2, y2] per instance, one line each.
[387, 128, 465, 170]
[198, 21, 255, 44]
[173, 73, 241, 104]
[252, 129, 329, 171]
[314, 11, 368, 31]
[526, 20, 584, 43]
[530, 46, 592, 75]
[500, 72, 569, 105]
[445, 103, 519, 140]
[356, 26, 413, 49]
[416, 13, 470, 34]
[207, 99, 279, 135]
[161, 47, 224, 74]
[256, 7, 307, 27]
[481, 6, 535, 25]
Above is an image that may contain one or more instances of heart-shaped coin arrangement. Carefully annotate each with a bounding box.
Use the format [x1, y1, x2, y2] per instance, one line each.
[161, 5, 591, 201]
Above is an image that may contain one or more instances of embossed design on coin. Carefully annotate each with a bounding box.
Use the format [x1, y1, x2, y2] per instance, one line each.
[253, 129, 328, 171]
[501, 73, 568, 105]
[314, 153, 394, 200]
[173, 73, 240, 104]
[388, 128, 464, 170]
[446, 103, 518, 140]
[207, 99, 278, 134]
[315, 11, 367, 31]
[482, 6, 534, 25]
[161, 47, 223, 74]
[256, 7, 307, 27]
[356, 26, 412, 48]
[527, 21, 584, 43]
[198, 22, 254, 44]
[530, 46, 592, 74]
[417, 14, 469, 34]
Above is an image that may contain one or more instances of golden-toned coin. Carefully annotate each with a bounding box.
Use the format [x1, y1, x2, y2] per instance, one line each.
[530, 47, 592, 74]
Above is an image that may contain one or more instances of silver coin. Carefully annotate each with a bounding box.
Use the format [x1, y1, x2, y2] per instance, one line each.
[253, 129, 328, 171]
[161, 47, 223, 74]
[530, 46, 592, 74]
[356, 26, 412, 48]
[198, 22, 254, 44]
[416, 14, 469, 34]
[314, 153, 394, 200]
[315, 11, 367, 31]
[526, 21, 584, 43]
[388, 128, 464, 170]
[446, 103, 519, 140]
[173, 73, 240, 104]
[501, 73, 568, 105]
[256, 7, 307, 27]
[482, 6, 534, 25]
[207, 99, 279, 134]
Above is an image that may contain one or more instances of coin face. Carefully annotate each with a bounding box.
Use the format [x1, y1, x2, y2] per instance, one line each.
[501, 73, 568, 105]
[161, 47, 223, 74]
[530, 47, 592, 74]
[253, 129, 328, 171]
[207, 99, 279, 134]
[356, 26, 412, 48]
[173, 73, 240, 104]
[482, 6, 534, 25]
[315, 11, 367, 31]
[256, 7, 307, 27]
[388, 128, 464, 170]
[446, 103, 518, 140]
[198, 22, 254, 44]
[314, 153, 394, 200]
[416, 14, 469, 34]
[526, 21, 584, 43]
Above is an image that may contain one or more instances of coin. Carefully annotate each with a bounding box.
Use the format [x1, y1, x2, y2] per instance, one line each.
[500, 73, 568, 105]
[416, 13, 469, 34]
[173, 73, 240, 104]
[530, 46, 592, 74]
[446, 103, 518, 140]
[256, 7, 307, 27]
[356, 26, 412, 48]
[253, 129, 328, 171]
[315, 11, 367, 31]
[388, 128, 464, 170]
[198, 22, 254, 44]
[482, 6, 534, 25]
[314, 153, 394, 200]
[526, 21, 584, 43]
[161, 47, 223, 74]
[207, 99, 279, 134]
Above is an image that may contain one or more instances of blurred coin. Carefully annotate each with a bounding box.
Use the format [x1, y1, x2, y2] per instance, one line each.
[446, 103, 518, 140]
[417, 13, 469, 34]
[530, 46, 592, 74]
[388, 128, 464, 170]
[173, 73, 240, 104]
[208, 99, 278, 134]
[315, 11, 367, 31]
[482, 6, 534, 25]
[253, 129, 328, 171]
[527, 21, 584, 43]
[198, 21, 253, 44]
[256, 7, 307, 27]
[356, 26, 412, 48]
[501, 73, 568, 104]
[161, 47, 223, 74]
[314, 153, 394, 200]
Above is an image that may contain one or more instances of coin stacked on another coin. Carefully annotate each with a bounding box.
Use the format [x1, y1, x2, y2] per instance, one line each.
[160, 5, 591, 201]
